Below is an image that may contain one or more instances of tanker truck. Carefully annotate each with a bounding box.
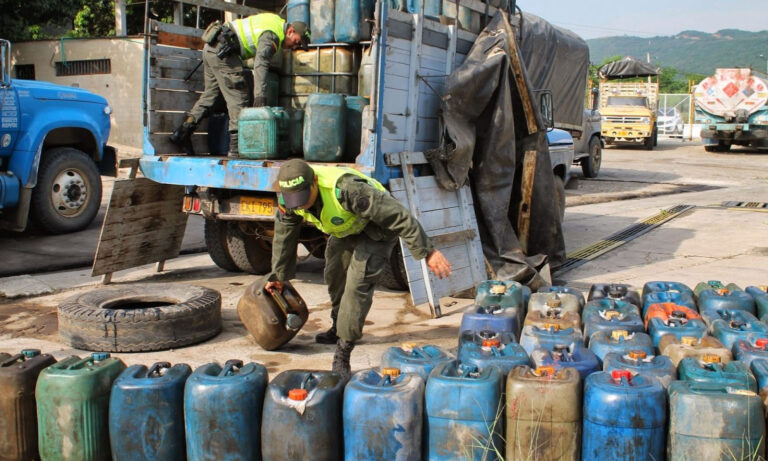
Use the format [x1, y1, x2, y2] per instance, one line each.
[694, 68, 768, 152]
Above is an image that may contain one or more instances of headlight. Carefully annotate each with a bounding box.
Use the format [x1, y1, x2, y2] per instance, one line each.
[104, 105, 112, 115]
[639, 117, 650, 123]
[601, 116, 609, 123]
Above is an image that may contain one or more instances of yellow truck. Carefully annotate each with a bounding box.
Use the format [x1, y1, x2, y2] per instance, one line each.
[597, 58, 660, 150]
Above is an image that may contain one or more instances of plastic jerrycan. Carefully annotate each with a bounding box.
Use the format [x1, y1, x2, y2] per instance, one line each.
[109, 361, 191, 461]
[710, 311, 768, 349]
[0, 349, 56, 461]
[286, 0, 310, 25]
[309, 0, 334, 43]
[587, 283, 642, 309]
[238, 107, 290, 159]
[750, 358, 768, 391]
[527, 292, 581, 315]
[588, 329, 654, 365]
[695, 280, 756, 315]
[746, 285, 768, 321]
[519, 325, 582, 356]
[538, 285, 586, 310]
[36, 352, 126, 461]
[303, 93, 346, 162]
[262, 370, 345, 461]
[458, 330, 515, 355]
[184, 360, 268, 460]
[641, 280, 695, 314]
[475, 279, 525, 309]
[582, 370, 666, 461]
[425, 362, 503, 460]
[732, 337, 768, 366]
[647, 312, 707, 349]
[677, 356, 757, 392]
[381, 343, 453, 381]
[524, 307, 581, 332]
[343, 368, 424, 461]
[602, 350, 677, 388]
[581, 301, 644, 345]
[506, 366, 581, 461]
[668, 381, 765, 460]
[583, 298, 641, 318]
[237, 276, 309, 351]
[459, 303, 521, 339]
[457, 336, 528, 376]
[529, 343, 600, 380]
[642, 280, 695, 301]
[658, 335, 732, 367]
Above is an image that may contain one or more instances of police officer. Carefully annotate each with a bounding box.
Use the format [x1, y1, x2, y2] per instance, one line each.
[170, 13, 310, 157]
[265, 159, 452, 378]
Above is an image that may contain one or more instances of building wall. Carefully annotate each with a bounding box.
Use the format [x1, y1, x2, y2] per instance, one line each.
[12, 37, 145, 148]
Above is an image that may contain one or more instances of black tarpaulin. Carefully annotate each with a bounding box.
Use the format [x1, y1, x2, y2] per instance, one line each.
[518, 12, 590, 131]
[427, 12, 565, 289]
[599, 57, 661, 79]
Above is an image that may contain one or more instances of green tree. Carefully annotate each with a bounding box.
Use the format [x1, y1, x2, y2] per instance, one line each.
[0, 0, 80, 41]
[71, 0, 115, 38]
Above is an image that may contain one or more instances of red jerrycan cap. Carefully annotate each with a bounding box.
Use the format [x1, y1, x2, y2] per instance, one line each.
[756, 338, 768, 349]
[288, 389, 308, 401]
[611, 370, 632, 382]
[482, 338, 501, 348]
[628, 350, 647, 360]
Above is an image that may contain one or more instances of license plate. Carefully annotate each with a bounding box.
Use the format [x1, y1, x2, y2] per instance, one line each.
[619, 131, 628, 136]
[240, 196, 275, 216]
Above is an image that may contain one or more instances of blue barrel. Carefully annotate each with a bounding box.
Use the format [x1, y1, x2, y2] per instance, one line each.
[335, 0, 361, 43]
[750, 358, 768, 391]
[668, 381, 765, 460]
[425, 362, 503, 460]
[538, 285, 585, 309]
[459, 304, 521, 339]
[647, 316, 707, 348]
[309, 0, 334, 43]
[262, 370, 345, 460]
[344, 96, 368, 162]
[381, 344, 453, 380]
[710, 314, 768, 349]
[581, 304, 644, 345]
[733, 338, 768, 367]
[286, 0, 310, 25]
[602, 351, 676, 388]
[747, 285, 768, 321]
[528, 292, 581, 315]
[303, 93, 346, 162]
[529, 343, 600, 379]
[588, 330, 654, 365]
[519, 326, 582, 356]
[582, 371, 666, 460]
[475, 279, 524, 309]
[642, 280, 694, 300]
[642, 290, 696, 316]
[695, 280, 756, 315]
[344, 368, 424, 461]
[184, 360, 267, 461]
[587, 283, 641, 308]
[457, 336, 528, 375]
[110, 362, 190, 461]
[678, 357, 757, 392]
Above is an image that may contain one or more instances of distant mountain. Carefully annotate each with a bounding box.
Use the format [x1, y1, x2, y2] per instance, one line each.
[587, 29, 768, 76]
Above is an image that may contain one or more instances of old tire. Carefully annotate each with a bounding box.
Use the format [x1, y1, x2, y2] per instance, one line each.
[226, 223, 271, 274]
[378, 245, 409, 291]
[553, 175, 566, 221]
[581, 136, 602, 178]
[58, 284, 222, 352]
[30, 147, 102, 234]
[204, 219, 240, 272]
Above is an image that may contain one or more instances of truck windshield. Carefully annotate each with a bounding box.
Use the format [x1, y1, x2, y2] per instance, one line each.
[607, 96, 647, 107]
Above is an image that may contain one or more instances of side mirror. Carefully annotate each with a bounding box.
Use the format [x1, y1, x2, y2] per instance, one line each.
[591, 88, 599, 112]
[539, 90, 554, 130]
[0, 39, 10, 87]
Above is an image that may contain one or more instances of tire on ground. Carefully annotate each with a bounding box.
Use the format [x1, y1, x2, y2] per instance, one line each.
[581, 136, 602, 178]
[378, 244, 409, 291]
[226, 222, 272, 274]
[58, 284, 222, 352]
[204, 219, 240, 272]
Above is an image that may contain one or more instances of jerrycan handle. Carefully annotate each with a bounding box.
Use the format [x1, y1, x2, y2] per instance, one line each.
[268, 287, 302, 331]
[67, 352, 110, 370]
[147, 362, 172, 377]
[300, 372, 319, 390]
[1, 354, 25, 367]
[220, 359, 243, 376]
[0, 349, 39, 366]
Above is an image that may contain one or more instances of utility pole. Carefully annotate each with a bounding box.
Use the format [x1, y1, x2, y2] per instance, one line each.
[114, 0, 127, 36]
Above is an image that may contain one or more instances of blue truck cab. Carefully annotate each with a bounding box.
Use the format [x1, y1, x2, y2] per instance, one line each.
[0, 39, 115, 233]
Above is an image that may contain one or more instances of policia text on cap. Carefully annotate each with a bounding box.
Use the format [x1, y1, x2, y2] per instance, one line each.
[169, 14, 310, 158]
[265, 160, 452, 379]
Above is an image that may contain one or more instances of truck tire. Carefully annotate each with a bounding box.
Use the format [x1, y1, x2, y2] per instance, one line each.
[704, 141, 731, 153]
[553, 175, 566, 221]
[378, 245, 409, 291]
[653, 126, 658, 146]
[643, 134, 654, 150]
[30, 147, 102, 234]
[58, 284, 222, 352]
[204, 219, 240, 272]
[581, 136, 602, 178]
[226, 222, 271, 274]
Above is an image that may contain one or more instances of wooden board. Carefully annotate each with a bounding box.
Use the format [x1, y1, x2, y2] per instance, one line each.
[92, 178, 188, 276]
[150, 88, 203, 112]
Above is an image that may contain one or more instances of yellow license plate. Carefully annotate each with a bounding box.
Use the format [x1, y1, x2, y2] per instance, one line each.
[240, 196, 275, 216]
[619, 131, 628, 136]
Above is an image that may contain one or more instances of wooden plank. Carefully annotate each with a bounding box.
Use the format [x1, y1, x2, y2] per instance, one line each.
[151, 89, 203, 112]
[152, 21, 204, 39]
[150, 77, 204, 92]
[407, 266, 475, 306]
[152, 45, 202, 61]
[149, 133, 212, 155]
[92, 179, 188, 276]
[380, 113, 407, 139]
[405, 15, 424, 153]
[151, 62, 204, 82]
[157, 30, 204, 50]
[381, 139, 406, 154]
[403, 244, 473, 284]
[517, 150, 537, 253]
[150, 111, 210, 133]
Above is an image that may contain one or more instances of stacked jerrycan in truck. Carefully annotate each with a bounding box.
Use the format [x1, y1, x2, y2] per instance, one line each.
[344, 367, 423, 461]
[506, 366, 581, 461]
[36, 353, 126, 461]
[0, 349, 56, 461]
[659, 335, 732, 367]
[238, 107, 291, 159]
[109, 362, 191, 460]
[581, 298, 643, 345]
[380, 343, 453, 380]
[262, 370, 346, 461]
[602, 351, 677, 388]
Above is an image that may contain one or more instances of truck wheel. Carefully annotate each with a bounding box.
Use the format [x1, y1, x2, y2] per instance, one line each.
[58, 283, 222, 352]
[581, 136, 602, 178]
[204, 219, 240, 272]
[378, 245, 409, 291]
[30, 147, 102, 234]
[643, 134, 654, 150]
[704, 141, 731, 153]
[553, 175, 566, 221]
[653, 126, 658, 146]
[226, 222, 271, 274]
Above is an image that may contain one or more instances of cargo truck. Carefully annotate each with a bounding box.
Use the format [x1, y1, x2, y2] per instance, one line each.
[694, 68, 768, 152]
[96, 1, 588, 315]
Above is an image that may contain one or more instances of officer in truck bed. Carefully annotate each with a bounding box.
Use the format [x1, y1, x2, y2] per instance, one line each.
[265, 159, 452, 379]
[169, 13, 310, 158]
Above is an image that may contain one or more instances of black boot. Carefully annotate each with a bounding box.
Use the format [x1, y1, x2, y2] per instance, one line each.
[169, 116, 197, 155]
[315, 315, 338, 344]
[228, 131, 239, 158]
[332, 339, 354, 381]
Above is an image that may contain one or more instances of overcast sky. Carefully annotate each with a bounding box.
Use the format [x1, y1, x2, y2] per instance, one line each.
[518, 0, 768, 40]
